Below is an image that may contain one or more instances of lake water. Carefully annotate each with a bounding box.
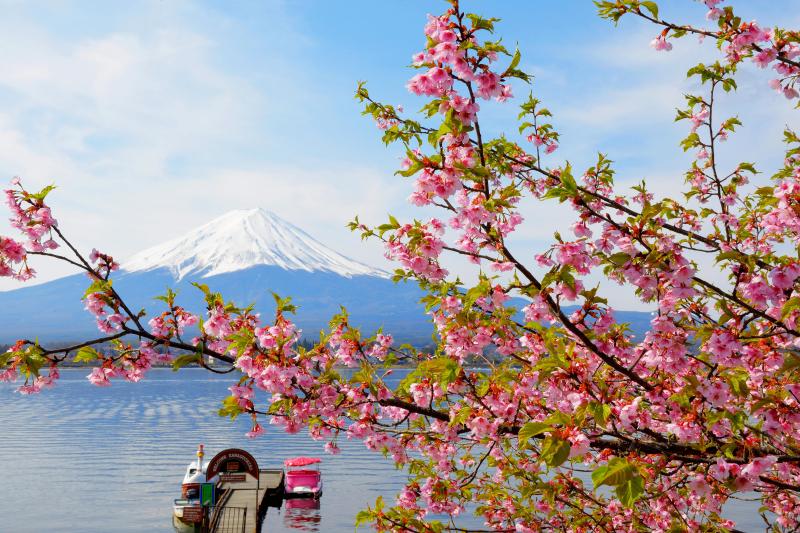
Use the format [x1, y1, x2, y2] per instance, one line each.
[0, 368, 420, 532]
[0, 368, 762, 532]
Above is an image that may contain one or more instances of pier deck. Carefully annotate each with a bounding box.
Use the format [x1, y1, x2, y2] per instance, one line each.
[209, 469, 284, 533]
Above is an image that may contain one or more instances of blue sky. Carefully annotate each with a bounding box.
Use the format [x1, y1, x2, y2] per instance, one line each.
[0, 1, 798, 309]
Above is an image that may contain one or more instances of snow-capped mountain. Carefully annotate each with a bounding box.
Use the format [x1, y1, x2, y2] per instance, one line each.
[123, 208, 387, 280]
[0, 209, 431, 344]
[0, 209, 654, 344]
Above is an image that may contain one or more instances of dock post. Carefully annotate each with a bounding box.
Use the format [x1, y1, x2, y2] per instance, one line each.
[200, 506, 209, 533]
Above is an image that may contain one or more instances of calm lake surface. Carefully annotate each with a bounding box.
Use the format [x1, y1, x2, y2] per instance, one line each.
[1, 368, 762, 532]
[0, 368, 417, 532]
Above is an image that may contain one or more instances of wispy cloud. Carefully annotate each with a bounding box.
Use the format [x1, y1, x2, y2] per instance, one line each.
[0, 1, 378, 290]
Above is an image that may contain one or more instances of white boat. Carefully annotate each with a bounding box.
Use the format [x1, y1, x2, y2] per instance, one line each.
[172, 444, 208, 531]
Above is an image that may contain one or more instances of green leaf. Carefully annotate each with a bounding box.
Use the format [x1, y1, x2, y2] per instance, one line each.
[354, 509, 374, 528]
[781, 297, 800, 319]
[544, 411, 571, 426]
[615, 474, 644, 507]
[588, 402, 612, 426]
[30, 184, 57, 201]
[560, 164, 577, 195]
[396, 357, 460, 394]
[608, 252, 632, 266]
[83, 279, 111, 298]
[737, 161, 756, 174]
[439, 358, 460, 387]
[639, 1, 658, 20]
[74, 346, 100, 363]
[272, 293, 297, 314]
[507, 48, 521, 73]
[466, 14, 499, 33]
[191, 282, 211, 296]
[781, 353, 800, 373]
[172, 353, 201, 371]
[218, 395, 244, 420]
[540, 436, 570, 467]
[463, 280, 490, 308]
[518, 422, 551, 444]
[715, 250, 745, 264]
[592, 457, 637, 488]
[450, 406, 473, 427]
[20, 348, 46, 377]
[725, 370, 749, 397]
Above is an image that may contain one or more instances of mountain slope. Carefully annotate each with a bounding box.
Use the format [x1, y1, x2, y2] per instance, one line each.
[123, 208, 387, 280]
[0, 208, 432, 344]
[0, 266, 431, 344]
[0, 208, 654, 344]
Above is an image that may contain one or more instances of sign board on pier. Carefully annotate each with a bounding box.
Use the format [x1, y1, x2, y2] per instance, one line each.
[200, 483, 215, 506]
[206, 448, 259, 481]
[182, 506, 203, 524]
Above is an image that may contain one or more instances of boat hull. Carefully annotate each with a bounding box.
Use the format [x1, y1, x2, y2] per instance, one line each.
[172, 502, 202, 532]
[172, 512, 197, 533]
[285, 481, 323, 499]
[285, 470, 322, 498]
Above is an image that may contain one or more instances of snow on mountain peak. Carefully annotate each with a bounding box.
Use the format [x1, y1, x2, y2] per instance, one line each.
[123, 208, 389, 280]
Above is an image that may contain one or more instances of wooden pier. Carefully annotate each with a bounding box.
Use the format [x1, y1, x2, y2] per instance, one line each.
[207, 468, 284, 533]
[179, 446, 284, 533]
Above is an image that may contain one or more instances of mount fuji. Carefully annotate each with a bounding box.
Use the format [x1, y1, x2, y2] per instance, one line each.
[0, 209, 433, 344]
[123, 209, 388, 280]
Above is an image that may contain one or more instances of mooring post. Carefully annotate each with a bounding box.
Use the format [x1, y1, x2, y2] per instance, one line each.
[255, 471, 260, 533]
[200, 505, 209, 533]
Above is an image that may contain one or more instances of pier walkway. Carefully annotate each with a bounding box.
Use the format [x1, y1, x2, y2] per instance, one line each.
[208, 469, 284, 533]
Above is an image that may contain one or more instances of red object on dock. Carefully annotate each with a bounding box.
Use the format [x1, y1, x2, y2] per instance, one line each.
[284, 457, 321, 467]
[284, 457, 323, 497]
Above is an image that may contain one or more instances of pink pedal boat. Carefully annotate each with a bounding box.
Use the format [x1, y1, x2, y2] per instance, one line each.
[284, 456, 323, 498]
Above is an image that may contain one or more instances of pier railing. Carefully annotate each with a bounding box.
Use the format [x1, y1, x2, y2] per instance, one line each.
[204, 504, 247, 533]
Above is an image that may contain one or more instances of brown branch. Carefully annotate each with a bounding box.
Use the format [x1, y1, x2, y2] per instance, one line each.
[23, 331, 130, 356]
[504, 152, 775, 271]
[52, 226, 145, 332]
[120, 325, 234, 364]
[27, 250, 87, 271]
[499, 243, 653, 390]
[378, 397, 451, 423]
[630, 10, 800, 70]
[693, 276, 800, 337]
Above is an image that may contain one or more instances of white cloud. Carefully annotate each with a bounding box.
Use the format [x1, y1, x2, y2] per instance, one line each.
[560, 83, 683, 129]
[0, 1, 402, 291]
[106, 163, 405, 265]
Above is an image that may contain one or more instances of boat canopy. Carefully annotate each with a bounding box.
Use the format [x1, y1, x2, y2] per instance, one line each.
[285, 456, 321, 467]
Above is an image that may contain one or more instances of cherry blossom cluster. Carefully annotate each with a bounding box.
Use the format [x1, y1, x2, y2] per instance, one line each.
[0, 340, 60, 395]
[384, 219, 448, 281]
[1, 179, 59, 280]
[84, 289, 127, 334]
[408, 13, 512, 103]
[148, 307, 198, 339]
[86, 342, 170, 386]
[89, 248, 119, 279]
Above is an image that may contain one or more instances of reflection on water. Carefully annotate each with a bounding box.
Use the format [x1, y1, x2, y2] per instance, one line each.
[0, 368, 765, 532]
[283, 498, 322, 531]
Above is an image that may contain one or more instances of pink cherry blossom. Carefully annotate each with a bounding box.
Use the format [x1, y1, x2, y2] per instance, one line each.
[651, 35, 673, 51]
